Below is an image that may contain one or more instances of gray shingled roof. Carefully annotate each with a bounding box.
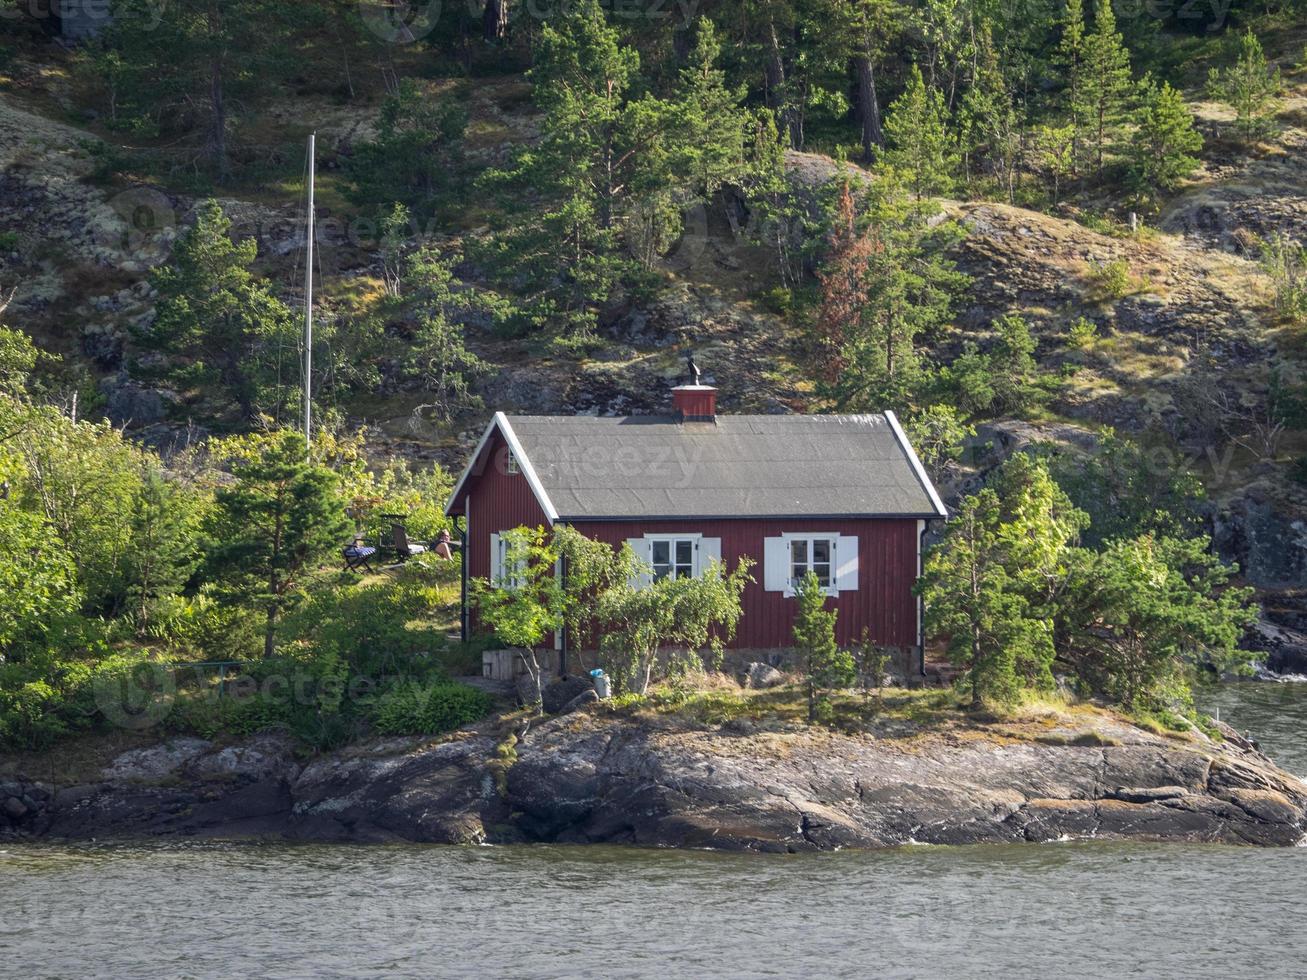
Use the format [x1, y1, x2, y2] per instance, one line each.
[499, 413, 946, 520]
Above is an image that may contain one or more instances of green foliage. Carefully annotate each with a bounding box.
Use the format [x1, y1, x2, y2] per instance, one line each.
[86, 0, 294, 177]
[1078, 0, 1134, 176]
[205, 430, 351, 659]
[816, 175, 969, 411]
[921, 455, 1087, 707]
[0, 496, 81, 662]
[391, 245, 500, 423]
[371, 681, 493, 737]
[1032, 124, 1077, 205]
[139, 200, 298, 423]
[595, 551, 752, 695]
[937, 314, 1054, 419]
[1206, 30, 1282, 143]
[1128, 77, 1203, 207]
[1055, 535, 1257, 710]
[1259, 232, 1307, 323]
[478, 7, 759, 337]
[903, 404, 975, 475]
[345, 80, 468, 220]
[124, 468, 210, 630]
[793, 571, 856, 722]
[10, 407, 157, 616]
[880, 65, 956, 201]
[1087, 256, 1133, 298]
[1066, 316, 1099, 351]
[279, 581, 449, 678]
[1044, 431, 1206, 547]
[345, 456, 454, 545]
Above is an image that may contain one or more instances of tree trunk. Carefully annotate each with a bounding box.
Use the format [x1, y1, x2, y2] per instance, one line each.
[672, 21, 693, 64]
[764, 22, 800, 149]
[483, 0, 509, 42]
[207, 57, 228, 180]
[264, 605, 277, 659]
[853, 52, 882, 163]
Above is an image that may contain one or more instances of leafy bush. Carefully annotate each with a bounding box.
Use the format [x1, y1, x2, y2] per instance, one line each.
[0, 680, 68, 750]
[371, 682, 493, 736]
[1087, 257, 1132, 299]
[1067, 316, 1099, 351]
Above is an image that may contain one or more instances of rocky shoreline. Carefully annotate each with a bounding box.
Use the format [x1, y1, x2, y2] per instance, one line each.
[4, 703, 1306, 851]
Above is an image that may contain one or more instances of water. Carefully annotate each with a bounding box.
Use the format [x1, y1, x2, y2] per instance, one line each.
[3, 684, 1306, 979]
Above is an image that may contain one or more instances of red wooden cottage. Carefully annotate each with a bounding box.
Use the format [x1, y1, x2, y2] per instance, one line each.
[445, 384, 947, 675]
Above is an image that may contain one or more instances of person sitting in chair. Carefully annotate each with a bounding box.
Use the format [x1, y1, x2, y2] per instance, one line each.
[433, 528, 454, 560]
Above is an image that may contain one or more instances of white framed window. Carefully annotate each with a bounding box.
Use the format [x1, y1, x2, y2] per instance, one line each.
[489, 532, 525, 589]
[625, 533, 722, 589]
[650, 536, 696, 581]
[789, 536, 835, 590]
[505, 453, 520, 475]
[763, 533, 859, 596]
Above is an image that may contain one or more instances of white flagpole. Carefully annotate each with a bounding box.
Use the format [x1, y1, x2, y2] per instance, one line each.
[303, 132, 316, 453]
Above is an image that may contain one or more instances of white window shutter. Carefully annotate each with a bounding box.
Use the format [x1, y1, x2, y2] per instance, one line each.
[763, 536, 788, 592]
[835, 534, 860, 592]
[489, 532, 502, 584]
[626, 537, 652, 589]
[699, 537, 722, 575]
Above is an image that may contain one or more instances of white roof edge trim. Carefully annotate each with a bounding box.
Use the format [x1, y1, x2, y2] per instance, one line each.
[444, 415, 499, 517]
[443, 413, 560, 522]
[496, 412, 560, 522]
[884, 410, 949, 518]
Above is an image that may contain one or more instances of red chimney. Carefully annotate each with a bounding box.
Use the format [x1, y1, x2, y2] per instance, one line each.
[672, 384, 717, 422]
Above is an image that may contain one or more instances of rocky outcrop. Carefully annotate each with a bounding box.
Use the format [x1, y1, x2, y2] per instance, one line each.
[4, 709, 1305, 851]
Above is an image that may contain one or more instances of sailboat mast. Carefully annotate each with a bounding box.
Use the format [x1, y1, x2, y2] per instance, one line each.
[303, 132, 316, 448]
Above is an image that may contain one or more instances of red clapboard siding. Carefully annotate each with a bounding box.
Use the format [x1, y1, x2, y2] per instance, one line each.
[572, 518, 920, 649]
[460, 431, 550, 581]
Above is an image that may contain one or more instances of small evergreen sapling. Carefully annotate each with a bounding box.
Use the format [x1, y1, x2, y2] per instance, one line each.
[793, 571, 855, 723]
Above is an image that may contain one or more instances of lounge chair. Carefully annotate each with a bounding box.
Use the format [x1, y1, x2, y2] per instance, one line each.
[343, 543, 377, 572]
[390, 524, 427, 561]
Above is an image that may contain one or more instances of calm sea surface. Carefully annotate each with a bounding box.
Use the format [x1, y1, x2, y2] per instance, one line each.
[2, 683, 1305, 979]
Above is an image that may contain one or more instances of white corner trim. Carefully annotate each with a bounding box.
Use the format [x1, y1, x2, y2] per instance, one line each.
[495, 413, 560, 522]
[444, 413, 560, 523]
[885, 410, 949, 518]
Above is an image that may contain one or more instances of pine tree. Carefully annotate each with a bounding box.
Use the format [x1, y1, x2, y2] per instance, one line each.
[793, 571, 855, 723]
[206, 431, 350, 660]
[814, 181, 876, 383]
[1207, 29, 1282, 143]
[94, 0, 293, 179]
[141, 200, 297, 423]
[480, 1, 752, 336]
[881, 65, 957, 201]
[1056, 0, 1088, 174]
[1078, 0, 1133, 177]
[820, 174, 969, 411]
[1128, 77, 1202, 207]
[920, 455, 1087, 708]
[957, 28, 1022, 202]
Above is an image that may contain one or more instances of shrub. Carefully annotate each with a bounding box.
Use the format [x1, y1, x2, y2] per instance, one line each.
[1067, 316, 1099, 351]
[1087, 257, 1132, 299]
[0, 680, 68, 750]
[371, 682, 493, 736]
